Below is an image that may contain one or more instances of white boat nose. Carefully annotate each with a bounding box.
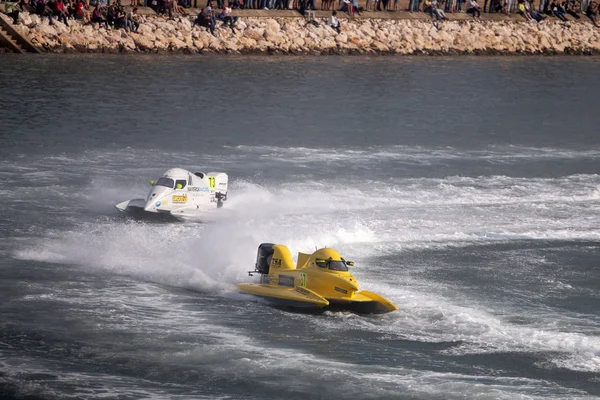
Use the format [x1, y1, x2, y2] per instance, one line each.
[144, 187, 172, 212]
[144, 199, 159, 212]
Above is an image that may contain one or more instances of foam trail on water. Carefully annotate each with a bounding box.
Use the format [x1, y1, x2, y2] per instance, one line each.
[228, 145, 600, 164]
[15, 220, 255, 293]
[296, 273, 600, 374]
[10, 151, 600, 379]
[14, 171, 600, 287]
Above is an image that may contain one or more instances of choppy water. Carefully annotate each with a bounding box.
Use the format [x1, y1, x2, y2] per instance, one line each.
[0, 55, 599, 400]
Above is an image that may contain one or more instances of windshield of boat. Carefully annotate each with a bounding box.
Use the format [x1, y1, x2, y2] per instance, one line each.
[328, 261, 348, 271]
[315, 259, 349, 271]
[175, 179, 187, 189]
[155, 177, 174, 188]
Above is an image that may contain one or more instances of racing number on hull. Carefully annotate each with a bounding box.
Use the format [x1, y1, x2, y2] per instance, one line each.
[208, 177, 216, 190]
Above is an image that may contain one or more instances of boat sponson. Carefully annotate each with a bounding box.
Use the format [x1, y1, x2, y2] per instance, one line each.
[115, 198, 145, 212]
[325, 300, 391, 314]
[354, 290, 398, 312]
[322, 290, 398, 314]
[236, 283, 329, 308]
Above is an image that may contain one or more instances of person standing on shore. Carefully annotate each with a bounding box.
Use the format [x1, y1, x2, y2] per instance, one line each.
[585, 0, 599, 25]
[563, 0, 580, 18]
[35, 0, 53, 23]
[91, 3, 108, 27]
[217, 4, 237, 32]
[115, 4, 127, 28]
[550, 0, 568, 20]
[5, 1, 21, 24]
[105, 3, 116, 27]
[328, 10, 340, 32]
[73, 0, 88, 22]
[194, 6, 216, 34]
[430, 0, 446, 18]
[126, 6, 140, 31]
[51, 0, 69, 26]
[466, 0, 481, 16]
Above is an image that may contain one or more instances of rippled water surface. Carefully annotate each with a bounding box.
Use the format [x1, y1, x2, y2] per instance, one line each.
[0, 55, 599, 399]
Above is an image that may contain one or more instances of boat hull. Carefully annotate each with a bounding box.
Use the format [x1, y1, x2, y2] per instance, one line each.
[326, 299, 391, 314]
[115, 199, 218, 222]
[236, 283, 329, 309]
[236, 283, 397, 314]
[116, 200, 180, 222]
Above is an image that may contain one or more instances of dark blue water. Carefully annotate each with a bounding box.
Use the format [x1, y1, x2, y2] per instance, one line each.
[0, 55, 599, 400]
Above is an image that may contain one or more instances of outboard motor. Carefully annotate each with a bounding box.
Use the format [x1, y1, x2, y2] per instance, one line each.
[215, 192, 226, 208]
[208, 172, 228, 200]
[255, 243, 275, 274]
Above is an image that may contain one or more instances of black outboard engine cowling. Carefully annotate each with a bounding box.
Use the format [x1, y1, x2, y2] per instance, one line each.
[255, 243, 275, 274]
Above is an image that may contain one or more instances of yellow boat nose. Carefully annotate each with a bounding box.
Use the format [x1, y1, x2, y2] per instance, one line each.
[330, 275, 359, 295]
[347, 276, 359, 292]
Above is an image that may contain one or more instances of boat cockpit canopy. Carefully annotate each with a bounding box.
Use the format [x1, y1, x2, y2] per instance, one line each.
[156, 177, 174, 188]
[155, 177, 188, 189]
[315, 258, 349, 272]
[175, 179, 187, 189]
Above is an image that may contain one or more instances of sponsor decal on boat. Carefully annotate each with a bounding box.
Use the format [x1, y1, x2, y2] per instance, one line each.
[271, 258, 282, 268]
[278, 275, 294, 287]
[172, 194, 187, 204]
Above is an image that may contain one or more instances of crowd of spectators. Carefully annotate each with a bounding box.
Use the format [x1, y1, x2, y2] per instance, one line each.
[2, 0, 598, 32]
[202, 0, 589, 17]
[4, 0, 144, 30]
[513, 0, 598, 22]
[185, 0, 597, 27]
[193, 1, 237, 33]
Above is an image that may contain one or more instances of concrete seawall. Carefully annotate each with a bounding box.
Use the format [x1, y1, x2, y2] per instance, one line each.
[5, 11, 600, 55]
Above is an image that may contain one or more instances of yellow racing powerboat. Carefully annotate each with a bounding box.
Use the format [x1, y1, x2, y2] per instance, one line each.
[236, 243, 398, 314]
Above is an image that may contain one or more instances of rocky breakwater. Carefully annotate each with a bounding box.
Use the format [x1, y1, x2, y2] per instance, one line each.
[10, 12, 600, 55]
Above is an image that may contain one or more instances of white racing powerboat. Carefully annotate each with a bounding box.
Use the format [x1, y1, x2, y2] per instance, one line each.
[116, 168, 228, 220]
